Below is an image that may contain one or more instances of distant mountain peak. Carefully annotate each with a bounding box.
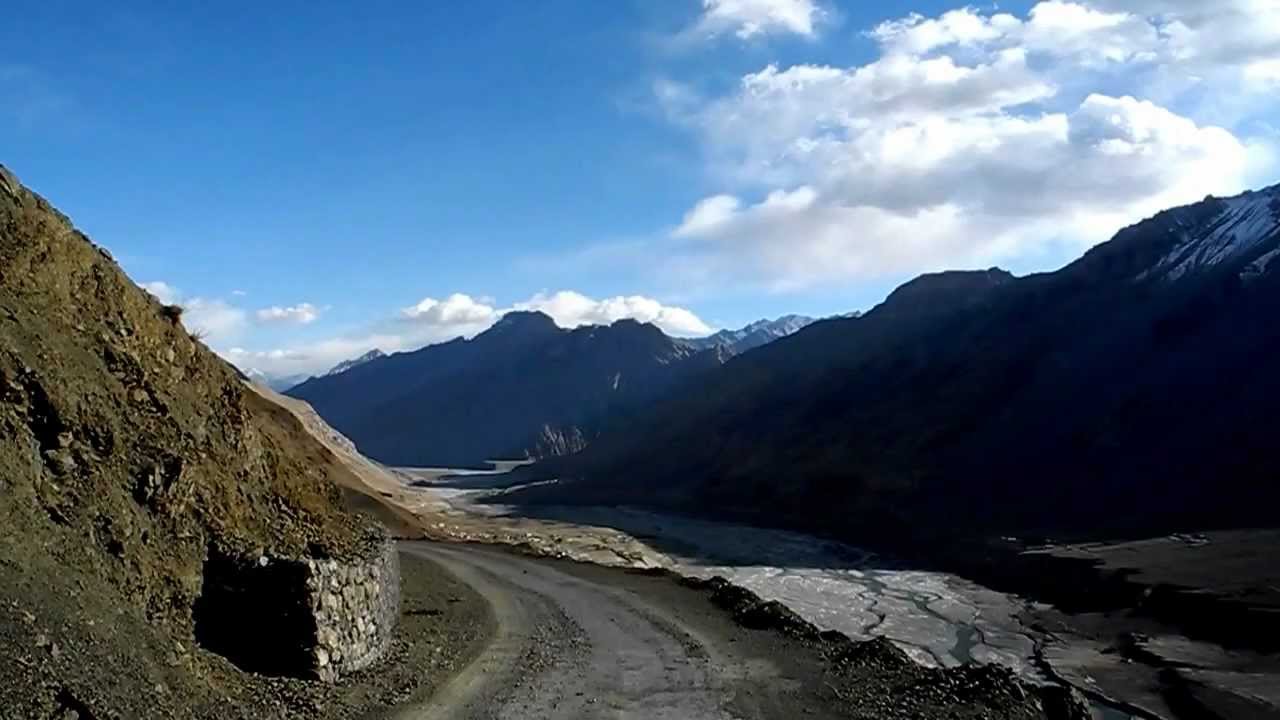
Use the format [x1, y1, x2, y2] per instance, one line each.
[242, 367, 313, 392]
[325, 348, 386, 377]
[607, 317, 666, 339]
[1138, 185, 1280, 283]
[878, 268, 1014, 316]
[488, 310, 560, 333]
[287, 306, 723, 466]
[685, 314, 817, 356]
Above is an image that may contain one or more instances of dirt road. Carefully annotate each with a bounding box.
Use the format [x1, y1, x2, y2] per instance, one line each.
[392, 542, 843, 720]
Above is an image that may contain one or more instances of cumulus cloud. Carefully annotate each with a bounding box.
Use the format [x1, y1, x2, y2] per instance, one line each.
[870, 1, 1280, 82]
[223, 334, 405, 379]
[141, 281, 180, 305]
[141, 281, 249, 343]
[692, 0, 825, 40]
[256, 303, 322, 324]
[648, 0, 1273, 290]
[400, 293, 500, 327]
[397, 291, 710, 337]
[180, 298, 249, 344]
[513, 291, 713, 336]
[230, 290, 714, 378]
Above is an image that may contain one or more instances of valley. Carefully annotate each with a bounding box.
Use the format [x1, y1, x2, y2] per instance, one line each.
[379, 463, 1280, 720]
[5, 151, 1280, 719]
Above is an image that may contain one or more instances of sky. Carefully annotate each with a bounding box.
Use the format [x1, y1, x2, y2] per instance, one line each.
[3, 0, 1279, 377]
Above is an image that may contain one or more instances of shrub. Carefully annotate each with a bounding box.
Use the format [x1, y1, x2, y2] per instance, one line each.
[161, 304, 185, 323]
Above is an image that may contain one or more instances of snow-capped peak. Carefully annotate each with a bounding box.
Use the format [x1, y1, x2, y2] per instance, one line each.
[1147, 187, 1280, 282]
[325, 348, 386, 377]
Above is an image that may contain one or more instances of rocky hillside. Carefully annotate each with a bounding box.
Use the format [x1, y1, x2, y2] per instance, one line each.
[287, 312, 724, 467]
[0, 164, 387, 718]
[521, 186, 1280, 548]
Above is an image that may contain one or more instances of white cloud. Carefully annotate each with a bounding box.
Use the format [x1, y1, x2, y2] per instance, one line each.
[400, 293, 500, 327]
[693, 0, 825, 40]
[514, 290, 713, 336]
[645, 1, 1274, 290]
[228, 290, 713, 378]
[397, 290, 710, 337]
[871, 1, 1280, 80]
[223, 334, 405, 379]
[871, 8, 1019, 56]
[141, 281, 249, 343]
[141, 281, 180, 305]
[182, 297, 249, 344]
[256, 302, 322, 325]
[674, 195, 743, 238]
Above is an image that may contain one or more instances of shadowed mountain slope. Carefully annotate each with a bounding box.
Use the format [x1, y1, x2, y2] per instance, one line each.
[288, 313, 725, 466]
[520, 187, 1280, 548]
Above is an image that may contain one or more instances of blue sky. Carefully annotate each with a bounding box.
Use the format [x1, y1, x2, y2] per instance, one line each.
[4, 1, 1278, 376]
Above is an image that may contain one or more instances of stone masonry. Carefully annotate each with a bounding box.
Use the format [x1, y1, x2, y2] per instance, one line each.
[305, 536, 401, 681]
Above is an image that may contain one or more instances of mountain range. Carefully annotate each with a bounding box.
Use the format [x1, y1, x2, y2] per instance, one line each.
[250, 316, 814, 396]
[681, 315, 816, 355]
[286, 313, 715, 466]
[244, 348, 387, 392]
[515, 185, 1280, 548]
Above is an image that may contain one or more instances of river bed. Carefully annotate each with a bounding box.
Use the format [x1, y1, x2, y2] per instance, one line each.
[396, 466, 1135, 719]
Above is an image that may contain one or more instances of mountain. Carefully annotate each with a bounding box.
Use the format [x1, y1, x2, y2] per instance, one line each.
[243, 367, 312, 392]
[0, 165, 383, 716]
[683, 315, 816, 356]
[239, 350, 386, 393]
[287, 311, 725, 467]
[519, 185, 1280, 548]
[325, 348, 385, 377]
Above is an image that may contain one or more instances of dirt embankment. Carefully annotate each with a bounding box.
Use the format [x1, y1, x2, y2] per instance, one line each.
[0, 163, 484, 719]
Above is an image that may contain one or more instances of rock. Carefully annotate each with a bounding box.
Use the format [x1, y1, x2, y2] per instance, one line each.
[0, 165, 19, 199]
[1037, 683, 1092, 720]
[735, 599, 820, 639]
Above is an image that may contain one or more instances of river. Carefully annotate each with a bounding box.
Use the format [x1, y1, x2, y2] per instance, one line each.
[398, 465, 1135, 719]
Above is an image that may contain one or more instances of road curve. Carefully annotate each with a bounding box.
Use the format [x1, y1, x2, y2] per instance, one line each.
[392, 542, 817, 720]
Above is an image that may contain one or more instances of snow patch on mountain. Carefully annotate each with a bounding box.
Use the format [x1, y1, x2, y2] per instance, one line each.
[1149, 188, 1280, 282]
[325, 348, 386, 377]
[686, 315, 816, 356]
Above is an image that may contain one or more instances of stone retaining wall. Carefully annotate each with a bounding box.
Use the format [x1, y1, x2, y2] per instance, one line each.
[305, 536, 401, 681]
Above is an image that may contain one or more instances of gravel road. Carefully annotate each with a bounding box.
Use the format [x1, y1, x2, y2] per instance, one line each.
[391, 542, 846, 720]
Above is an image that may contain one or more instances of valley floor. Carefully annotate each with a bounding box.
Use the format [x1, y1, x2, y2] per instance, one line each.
[382, 465, 1280, 720]
[386, 541, 1063, 720]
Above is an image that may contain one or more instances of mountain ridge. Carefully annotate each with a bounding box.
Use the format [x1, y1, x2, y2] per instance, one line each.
[683, 314, 817, 356]
[287, 311, 725, 466]
[513, 184, 1280, 547]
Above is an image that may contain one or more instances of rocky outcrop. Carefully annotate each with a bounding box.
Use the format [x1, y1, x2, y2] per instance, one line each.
[527, 423, 589, 459]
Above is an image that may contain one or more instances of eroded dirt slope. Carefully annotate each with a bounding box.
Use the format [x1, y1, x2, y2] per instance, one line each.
[0, 164, 383, 718]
